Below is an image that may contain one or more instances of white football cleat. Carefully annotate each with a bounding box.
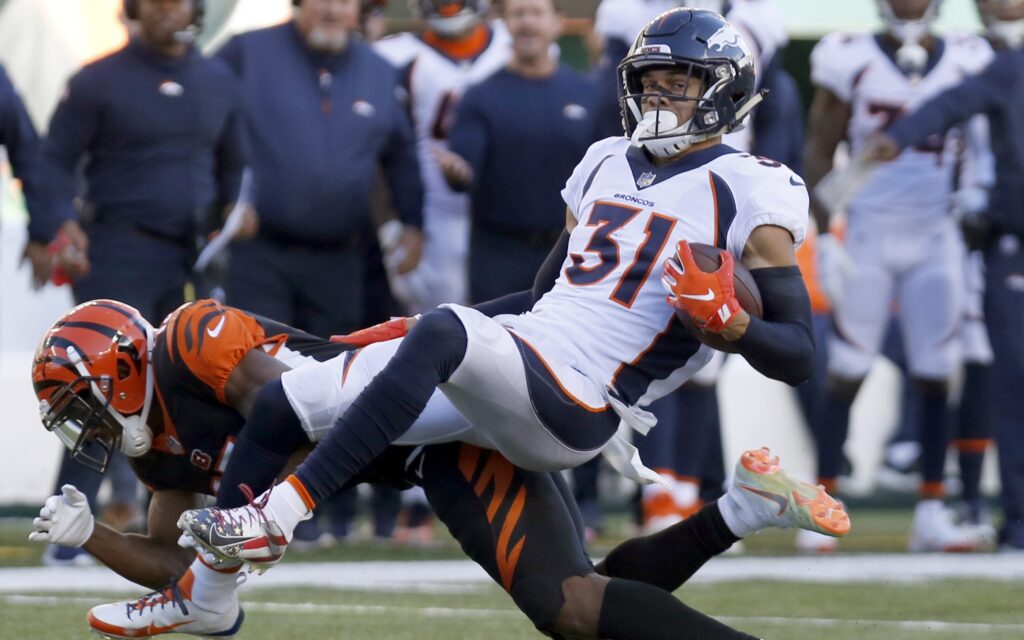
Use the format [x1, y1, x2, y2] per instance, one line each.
[177, 488, 289, 571]
[727, 448, 851, 537]
[87, 578, 243, 638]
[908, 499, 991, 552]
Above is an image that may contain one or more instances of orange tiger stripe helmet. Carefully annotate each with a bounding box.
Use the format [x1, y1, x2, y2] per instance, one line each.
[32, 300, 155, 473]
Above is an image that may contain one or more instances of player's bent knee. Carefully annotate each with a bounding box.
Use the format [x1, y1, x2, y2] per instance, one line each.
[411, 308, 466, 344]
[403, 308, 468, 381]
[551, 574, 609, 638]
[510, 573, 604, 638]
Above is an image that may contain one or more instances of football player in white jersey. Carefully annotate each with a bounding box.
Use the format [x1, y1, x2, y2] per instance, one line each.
[374, 0, 511, 313]
[803, 0, 995, 553]
[590, 0, 790, 530]
[181, 8, 849, 579]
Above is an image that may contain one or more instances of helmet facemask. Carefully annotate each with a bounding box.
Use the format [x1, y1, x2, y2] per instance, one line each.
[40, 376, 124, 474]
[877, 0, 942, 74]
[38, 329, 155, 474]
[418, 0, 485, 38]
[620, 57, 761, 159]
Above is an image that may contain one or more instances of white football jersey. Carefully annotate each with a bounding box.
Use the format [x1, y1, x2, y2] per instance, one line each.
[498, 137, 808, 407]
[375, 27, 511, 219]
[811, 32, 994, 221]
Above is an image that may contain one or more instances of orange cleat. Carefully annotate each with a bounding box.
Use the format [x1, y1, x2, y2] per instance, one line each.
[733, 447, 851, 538]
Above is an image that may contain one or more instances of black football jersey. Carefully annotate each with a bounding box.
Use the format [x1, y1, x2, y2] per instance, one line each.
[130, 300, 348, 494]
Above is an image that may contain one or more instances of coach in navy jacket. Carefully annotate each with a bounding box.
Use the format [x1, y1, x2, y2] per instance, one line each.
[0, 65, 51, 286]
[216, 0, 424, 338]
[34, 0, 245, 320]
[866, 18, 1024, 550]
[29, 0, 246, 568]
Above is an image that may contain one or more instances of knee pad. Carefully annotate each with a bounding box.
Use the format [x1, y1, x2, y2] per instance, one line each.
[404, 308, 468, 382]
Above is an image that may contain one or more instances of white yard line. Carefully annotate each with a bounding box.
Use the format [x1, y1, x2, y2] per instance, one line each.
[4, 595, 1022, 634]
[1, 554, 1021, 594]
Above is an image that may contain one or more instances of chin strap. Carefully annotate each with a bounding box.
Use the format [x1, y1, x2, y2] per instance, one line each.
[725, 89, 766, 134]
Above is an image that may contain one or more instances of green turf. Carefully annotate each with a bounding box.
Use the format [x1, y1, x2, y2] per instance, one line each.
[2, 580, 1022, 639]
[2, 511, 1019, 639]
[0, 508, 964, 569]
[0, 505, 958, 573]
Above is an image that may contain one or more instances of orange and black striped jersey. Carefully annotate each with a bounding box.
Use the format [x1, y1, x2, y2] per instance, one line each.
[129, 299, 349, 495]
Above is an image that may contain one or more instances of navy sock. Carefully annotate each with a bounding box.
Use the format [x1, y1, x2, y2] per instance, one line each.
[917, 383, 950, 488]
[957, 363, 990, 504]
[216, 380, 309, 508]
[818, 387, 854, 486]
[295, 310, 467, 504]
[597, 502, 738, 592]
[597, 578, 758, 640]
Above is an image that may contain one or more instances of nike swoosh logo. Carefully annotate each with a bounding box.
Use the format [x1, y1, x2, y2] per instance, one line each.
[678, 289, 716, 301]
[207, 316, 226, 338]
[790, 176, 805, 187]
[148, 621, 191, 634]
[739, 484, 788, 516]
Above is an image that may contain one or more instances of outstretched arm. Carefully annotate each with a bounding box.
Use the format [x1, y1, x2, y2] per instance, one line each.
[802, 87, 850, 234]
[83, 489, 201, 589]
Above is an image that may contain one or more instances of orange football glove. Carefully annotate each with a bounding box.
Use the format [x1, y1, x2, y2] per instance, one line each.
[661, 241, 741, 333]
[330, 316, 417, 347]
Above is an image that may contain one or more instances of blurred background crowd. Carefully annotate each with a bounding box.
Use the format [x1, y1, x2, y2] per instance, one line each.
[1, 0, 1022, 565]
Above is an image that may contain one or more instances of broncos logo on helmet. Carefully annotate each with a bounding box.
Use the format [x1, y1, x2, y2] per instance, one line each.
[618, 8, 762, 159]
[32, 300, 156, 473]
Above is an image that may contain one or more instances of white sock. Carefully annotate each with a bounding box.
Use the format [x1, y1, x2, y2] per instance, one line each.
[717, 487, 760, 538]
[264, 478, 314, 541]
[186, 554, 241, 614]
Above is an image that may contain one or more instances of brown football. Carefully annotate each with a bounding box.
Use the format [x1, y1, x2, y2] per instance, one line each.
[674, 243, 763, 354]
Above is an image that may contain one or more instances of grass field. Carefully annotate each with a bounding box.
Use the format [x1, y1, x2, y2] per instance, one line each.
[3, 580, 1023, 639]
[1, 512, 1022, 640]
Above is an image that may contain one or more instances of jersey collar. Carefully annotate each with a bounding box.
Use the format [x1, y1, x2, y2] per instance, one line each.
[625, 143, 740, 190]
[873, 33, 947, 79]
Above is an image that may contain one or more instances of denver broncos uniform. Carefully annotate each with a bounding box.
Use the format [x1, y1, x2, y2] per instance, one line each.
[811, 32, 994, 378]
[374, 25, 511, 311]
[130, 299, 594, 627]
[403, 138, 808, 480]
